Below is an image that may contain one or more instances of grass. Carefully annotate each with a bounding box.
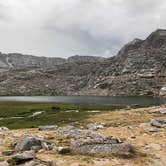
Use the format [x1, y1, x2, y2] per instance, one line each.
[0, 101, 127, 129]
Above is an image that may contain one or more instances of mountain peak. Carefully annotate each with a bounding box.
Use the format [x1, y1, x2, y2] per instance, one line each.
[143, 29, 166, 49]
[152, 29, 166, 35]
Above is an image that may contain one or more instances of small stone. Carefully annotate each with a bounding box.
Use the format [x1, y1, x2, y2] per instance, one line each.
[38, 125, 58, 131]
[41, 142, 53, 151]
[139, 123, 149, 128]
[70, 163, 81, 166]
[130, 135, 136, 139]
[57, 147, 71, 154]
[31, 146, 42, 152]
[0, 127, 9, 131]
[149, 143, 161, 150]
[86, 123, 104, 130]
[2, 150, 15, 156]
[148, 128, 158, 132]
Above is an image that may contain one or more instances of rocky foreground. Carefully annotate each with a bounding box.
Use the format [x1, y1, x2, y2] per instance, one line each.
[0, 106, 166, 166]
[0, 29, 166, 97]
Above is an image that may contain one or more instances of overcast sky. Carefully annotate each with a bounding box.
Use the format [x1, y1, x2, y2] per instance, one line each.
[0, 0, 166, 58]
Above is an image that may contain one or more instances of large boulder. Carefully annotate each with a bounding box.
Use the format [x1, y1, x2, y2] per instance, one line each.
[15, 135, 52, 151]
[70, 137, 134, 156]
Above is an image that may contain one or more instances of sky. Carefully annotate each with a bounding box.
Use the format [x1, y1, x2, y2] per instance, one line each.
[0, 0, 166, 58]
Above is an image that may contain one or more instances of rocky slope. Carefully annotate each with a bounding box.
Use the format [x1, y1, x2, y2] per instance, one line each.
[0, 29, 166, 96]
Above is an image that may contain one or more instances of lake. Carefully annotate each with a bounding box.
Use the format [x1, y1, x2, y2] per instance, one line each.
[0, 96, 165, 106]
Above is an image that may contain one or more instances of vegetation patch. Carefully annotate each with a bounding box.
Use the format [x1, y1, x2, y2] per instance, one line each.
[0, 101, 128, 129]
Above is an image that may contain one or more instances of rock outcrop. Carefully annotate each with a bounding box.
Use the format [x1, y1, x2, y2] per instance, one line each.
[70, 138, 134, 156]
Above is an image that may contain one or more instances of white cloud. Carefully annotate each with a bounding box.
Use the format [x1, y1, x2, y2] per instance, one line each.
[0, 0, 166, 57]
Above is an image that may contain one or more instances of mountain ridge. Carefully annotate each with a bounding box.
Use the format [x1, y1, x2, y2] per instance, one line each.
[0, 29, 165, 97]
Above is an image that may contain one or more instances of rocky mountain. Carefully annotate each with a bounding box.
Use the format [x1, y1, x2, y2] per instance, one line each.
[0, 29, 166, 96]
[0, 53, 104, 69]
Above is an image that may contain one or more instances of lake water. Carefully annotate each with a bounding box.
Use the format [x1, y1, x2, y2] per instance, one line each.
[0, 96, 165, 106]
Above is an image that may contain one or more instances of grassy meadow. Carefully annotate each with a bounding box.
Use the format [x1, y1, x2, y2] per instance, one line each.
[0, 102, 128, 129]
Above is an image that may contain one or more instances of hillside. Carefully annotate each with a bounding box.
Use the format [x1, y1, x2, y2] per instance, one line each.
[0, 29, 166, 96]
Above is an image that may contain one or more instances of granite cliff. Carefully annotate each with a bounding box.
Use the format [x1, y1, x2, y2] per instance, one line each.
[0, 29, 166, 96]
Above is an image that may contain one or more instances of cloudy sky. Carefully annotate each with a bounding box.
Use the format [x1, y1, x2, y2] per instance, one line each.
[0, 0, 166, 58]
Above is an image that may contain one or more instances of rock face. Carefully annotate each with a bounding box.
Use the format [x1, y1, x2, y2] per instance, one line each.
[0, 29, 165, 97]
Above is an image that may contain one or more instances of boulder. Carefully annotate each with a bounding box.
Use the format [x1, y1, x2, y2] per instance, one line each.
[150, 118, 166, 128]
[7, 150, 35, 165]
[70, 137, 134, 156]
[38, 125, 58, 131]
[15, 135, 51, 151]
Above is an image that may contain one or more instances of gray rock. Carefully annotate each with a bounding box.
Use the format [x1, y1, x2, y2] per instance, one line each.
[57, 146, 71, 154]
[31, 146, 42, 152]
[86, 123, 104, 130]
[148, 128, 158, 132]
[8, 150, 35, 165]
[150, 118, 166, 128]
[70, 137, 134, 156]
[41, 142, 53, 151]
[15, 135, 51, 151]
[0, 127, 9, 131]
[38, 125, 58, 131]
[149, 108, 166, 114]
[2, 150, 15, 156]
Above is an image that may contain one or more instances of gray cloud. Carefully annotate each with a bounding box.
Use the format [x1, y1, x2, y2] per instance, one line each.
[0, 0, 166, 57]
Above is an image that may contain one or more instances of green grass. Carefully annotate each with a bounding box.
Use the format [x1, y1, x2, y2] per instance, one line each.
[0, 102, 128, 129]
